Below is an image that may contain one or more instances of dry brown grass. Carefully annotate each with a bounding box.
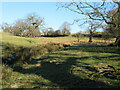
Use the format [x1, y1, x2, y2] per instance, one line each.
[35, 37, 114, 45]
[35, 37, 77, 45]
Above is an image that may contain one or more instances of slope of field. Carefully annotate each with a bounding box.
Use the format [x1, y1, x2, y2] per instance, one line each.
[0, 32, 48, 47]
[0, 32, 77, 47]
[0, 32, 115, 47]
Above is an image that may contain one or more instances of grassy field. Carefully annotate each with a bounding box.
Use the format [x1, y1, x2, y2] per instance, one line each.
[1, 32, 77, 47]
[1, 32, 120, 88]
[0, 32, 115, 47]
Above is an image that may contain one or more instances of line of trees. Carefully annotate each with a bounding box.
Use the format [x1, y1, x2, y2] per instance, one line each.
[1, 14, 71, 37]
[41, 22, 71, 37]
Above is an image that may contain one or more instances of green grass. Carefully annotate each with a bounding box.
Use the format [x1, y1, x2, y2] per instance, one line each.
[0, 32, 77, 47]
[2, 44, 120, 88]
[0, 32, 114, 47]
[0, 32, 47, 47]
[1, 32, 120, 88]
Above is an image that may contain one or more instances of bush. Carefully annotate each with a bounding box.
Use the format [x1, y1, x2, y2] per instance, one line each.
[44, 43, 63, 52]
[30, 45, 48, 58]
[2, 43, 64, 65]
[2, 64, 13, 80]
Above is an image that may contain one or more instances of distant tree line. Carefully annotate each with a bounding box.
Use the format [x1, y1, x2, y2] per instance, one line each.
[1, 14, 71, 37]
[42, 22, 71, 37]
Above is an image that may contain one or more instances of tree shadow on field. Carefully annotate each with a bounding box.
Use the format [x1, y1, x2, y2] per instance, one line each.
[13, 46, 118, 88]
[64, 44, 120, 55]
[12, 54, 115, 88]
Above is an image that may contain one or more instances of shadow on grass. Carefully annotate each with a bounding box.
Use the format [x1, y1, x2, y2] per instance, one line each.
[13, 57, 112, 88]
[12, 44, 120, 88]
[64, 44, 120, 55]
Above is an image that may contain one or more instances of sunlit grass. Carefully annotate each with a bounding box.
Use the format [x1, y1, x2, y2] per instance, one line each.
[1, 32, 47, 47]
[1, 32, 115, 47]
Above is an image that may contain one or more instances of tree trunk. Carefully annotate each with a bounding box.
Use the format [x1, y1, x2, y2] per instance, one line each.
[77, 36, 80, 42]
[115, 37, 118, 44]
[114, 37, 120, 46]
[89, 31, 93, 42]
[114, 2, 120, 47]
[89, 36, 92, 42]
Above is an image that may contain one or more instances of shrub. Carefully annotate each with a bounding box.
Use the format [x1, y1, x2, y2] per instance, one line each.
[30, 45, 48, 58]
[44, 43, 63, 52]
[2, 64, 13, 80]
[2, 43, 64, 65]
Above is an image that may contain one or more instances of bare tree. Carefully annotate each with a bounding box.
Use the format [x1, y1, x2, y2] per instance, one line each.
[106, 8, 120, 46]
[46, 27, 54, 36]
[87, 20, 102, 42]
[2, 13, 44, 37]
[1, 23, 13, 34]
[26, 13, 44, 29]
[76, 32, 81, 42]
[60, 22, 71, 36]
[59, 0, 120, 46]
